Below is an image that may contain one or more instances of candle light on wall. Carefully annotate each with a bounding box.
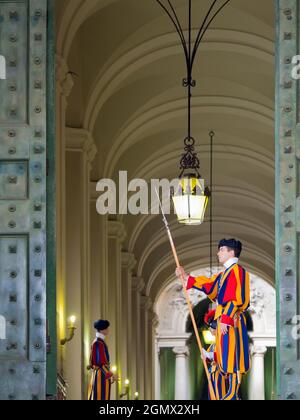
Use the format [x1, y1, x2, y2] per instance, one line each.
[60, 315, 77, 345]
[120, 379, 130, 400]
[69, 315, 76, 327]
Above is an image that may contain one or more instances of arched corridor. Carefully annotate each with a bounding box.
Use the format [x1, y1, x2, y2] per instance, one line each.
[3, 0, 300, 401]
[54, 0, 276, 400]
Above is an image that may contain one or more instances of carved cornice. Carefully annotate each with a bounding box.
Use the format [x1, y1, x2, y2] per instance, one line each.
[152, 313, 160, 329]
[122, 252, 137, 271]
[132, 276, 145, 293]
[56, 55, 74, 98]
[173, 346, 190, 357]
[66, 128, 97, 166]
[140, 296, 153, 311]
[251, 346, 267, 357]
[108, 221, 127, 243]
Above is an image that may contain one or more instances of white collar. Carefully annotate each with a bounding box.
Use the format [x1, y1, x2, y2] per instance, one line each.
[96, 332, 106, 341]
[224, 257, 239, 270]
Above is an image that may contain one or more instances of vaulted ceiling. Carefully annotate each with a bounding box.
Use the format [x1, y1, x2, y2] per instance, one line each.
[56, 0, 275, 301]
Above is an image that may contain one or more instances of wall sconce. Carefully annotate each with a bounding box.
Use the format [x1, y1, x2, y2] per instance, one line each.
[60, 315, 77, 345]
[134, 392, 139, 401]
[120, 379, 130, 399]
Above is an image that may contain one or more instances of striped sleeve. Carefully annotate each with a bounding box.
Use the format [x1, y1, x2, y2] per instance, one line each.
[186, 273, 221, 302]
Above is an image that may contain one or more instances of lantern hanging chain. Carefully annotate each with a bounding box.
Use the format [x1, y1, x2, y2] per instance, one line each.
[188, 0, 192, 140]
[156, 0, 231, 174]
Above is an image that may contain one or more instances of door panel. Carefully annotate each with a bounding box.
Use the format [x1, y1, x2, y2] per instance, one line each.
[0, 0, 48, 400]
[276, 0, 300, 400]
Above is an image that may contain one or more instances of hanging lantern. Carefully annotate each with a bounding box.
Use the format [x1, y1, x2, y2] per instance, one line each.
[153, 1, 223, 226]
[172, 132, 211, 225]
[173, 174, 209, 225]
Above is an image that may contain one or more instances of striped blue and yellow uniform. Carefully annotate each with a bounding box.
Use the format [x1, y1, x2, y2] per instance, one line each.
[206, 344, 228, 401]
[88, 338, 113, 400]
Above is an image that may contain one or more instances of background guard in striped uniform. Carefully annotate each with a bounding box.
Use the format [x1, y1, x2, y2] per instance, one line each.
[202, 310, 228, 400]
[88, 320, 118, 400]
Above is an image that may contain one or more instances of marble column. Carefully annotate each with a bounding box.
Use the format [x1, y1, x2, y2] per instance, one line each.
[132, 277, 145, 398]
[55, 55, 74, 379]
[121, 252, 137, 396]
[248, 346, 267, 401]
[173, 347, 190, 400]
[89, 182, 108, 322]
[139, 295, 152, 400]
[152, 315, 160, 400]
[155, 340, 161, 400]
[146, 299, 155, 400]
[65, 128, 97, 400]
[108, 221, 127, 399]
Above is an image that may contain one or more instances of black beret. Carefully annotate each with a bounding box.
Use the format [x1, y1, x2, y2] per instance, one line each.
[218, 238, 242, 252]
[94, 319, 110, 331]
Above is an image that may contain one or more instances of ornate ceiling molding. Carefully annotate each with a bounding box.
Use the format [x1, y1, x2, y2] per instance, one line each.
[104, 96, 274, 177]
[83, 29, 274, 130]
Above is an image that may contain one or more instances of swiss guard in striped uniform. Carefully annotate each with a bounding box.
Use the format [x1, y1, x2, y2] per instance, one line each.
[202, 310, 227, 400]
[176, 239, 251, 401]
[88, 320, 117, 400]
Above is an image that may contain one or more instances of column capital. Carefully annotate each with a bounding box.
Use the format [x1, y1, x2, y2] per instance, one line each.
[66, 128, 97, 166]
[132, 276, 145, 293]
[251, 346, 268, 357]
[56, 55, 74, 98]
[140, 295, 153, 311]
[173, 346, 190, 358]
[108, 221, 127, 243]
[122, 252, 137, 271]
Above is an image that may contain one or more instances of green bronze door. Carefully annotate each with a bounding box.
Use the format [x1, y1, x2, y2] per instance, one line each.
[0, 0, 54, 400]
[276, 0, 300, 400]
